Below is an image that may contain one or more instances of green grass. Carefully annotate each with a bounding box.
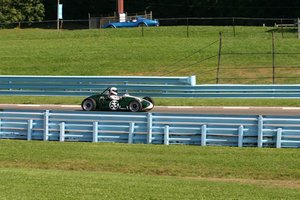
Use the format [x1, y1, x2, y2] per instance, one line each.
[0, 27, 299, 106]
[0, 27, 299, 83]
[1, 27, 299, 199]
[0, 140, 299, 199]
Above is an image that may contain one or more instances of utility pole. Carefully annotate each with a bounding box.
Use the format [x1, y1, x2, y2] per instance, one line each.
[118, 0, 124, 14]
[57, 0, 59, 31]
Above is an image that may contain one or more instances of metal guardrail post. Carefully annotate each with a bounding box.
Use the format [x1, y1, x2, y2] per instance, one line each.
[27, 119, 33, 141]
[128, 122, 135, 144]
[189, 75, 196, 86]
[238, 125, 244, 147]
[201, 125, 207, 146]
[60, 122, 65, 142]
[93, 122, 98, 142]
[164, 125, 169, 145]
[44, 110, 49, 141]
[147, 113, 153, 144]
[257, 115, 263, 148]
[276, 128, 282, 148]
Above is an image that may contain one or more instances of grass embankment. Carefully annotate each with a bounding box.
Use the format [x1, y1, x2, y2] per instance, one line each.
[0, 27, 299, 106]
[0, 140, 299, 199]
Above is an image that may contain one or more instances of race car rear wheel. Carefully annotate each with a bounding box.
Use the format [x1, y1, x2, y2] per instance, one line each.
[129, 100, 142, 112]
[81, 98, 96, 111]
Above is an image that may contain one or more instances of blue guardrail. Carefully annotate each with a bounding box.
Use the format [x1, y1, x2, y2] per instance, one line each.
[0, 110, 299, 148]
[1, 75, 300, 98]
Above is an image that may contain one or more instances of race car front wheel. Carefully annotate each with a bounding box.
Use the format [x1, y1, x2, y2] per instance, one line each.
[81, 98, 96, 111]
[129, 100, 142, 112]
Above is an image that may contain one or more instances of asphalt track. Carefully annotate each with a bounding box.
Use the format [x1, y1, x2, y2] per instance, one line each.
[1, 104, 300, 115]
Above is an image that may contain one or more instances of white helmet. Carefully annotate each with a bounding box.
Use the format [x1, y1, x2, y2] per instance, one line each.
[110, 87, 118, 95]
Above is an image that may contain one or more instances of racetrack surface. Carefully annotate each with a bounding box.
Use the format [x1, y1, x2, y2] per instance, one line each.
[1, 104, 300, 115]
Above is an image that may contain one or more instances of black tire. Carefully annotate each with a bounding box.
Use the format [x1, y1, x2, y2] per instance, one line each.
[128, 100, 142, 112]
[108, 25, 116, 28]
[143, 96, 155, 105]
[138, 23, 146, 27]
[81, 98, 96, 111]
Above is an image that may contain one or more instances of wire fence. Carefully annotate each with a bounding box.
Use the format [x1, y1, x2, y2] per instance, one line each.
[155, 31, 300, 84]
[1, 17, 299, 36]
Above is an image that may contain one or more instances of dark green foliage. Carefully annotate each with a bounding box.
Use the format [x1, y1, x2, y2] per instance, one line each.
[42, 0, 300, 20]
[0, 0, 44, 23]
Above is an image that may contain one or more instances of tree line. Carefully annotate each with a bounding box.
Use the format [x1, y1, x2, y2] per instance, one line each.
[1, 0, 300, 23]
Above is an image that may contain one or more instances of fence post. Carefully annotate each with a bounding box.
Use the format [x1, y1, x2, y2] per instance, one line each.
[280, 18, 284, 38]
[258, 115, 263, 148]
[27, 119, 33, 141]
[60, 122, 65, 142]
[238, 125, 244, 147]
[93, 121, 98, 142]
[216, 32, 222, 84]
[298, 18, 300, 39]
[232, 17, 236, 37]
[88, 13, 91, 29]
[164, 125, 169, 145]
[128, 122, 135, 144]
[276, 128, 282, 148]
[147, 113, 153, 144]
[44, 110, 49, 141]
[186, 18, 189, 38]
[272, 32, 275, 84]
[201, 124, 207, 146]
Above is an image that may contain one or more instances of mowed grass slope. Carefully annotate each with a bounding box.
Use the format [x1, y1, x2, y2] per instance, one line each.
[0, 26, 299, 82]
[0, 27, 300, 106]
[0, 140, 299, 199]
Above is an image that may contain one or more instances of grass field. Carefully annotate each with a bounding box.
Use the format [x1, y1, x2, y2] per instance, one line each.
[0, 26, 300, 106]
[0, 26, 299, 83]
[0, 140, 299, 199]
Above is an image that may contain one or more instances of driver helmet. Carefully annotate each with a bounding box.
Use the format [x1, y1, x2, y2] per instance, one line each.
[109, 87, 118, 95]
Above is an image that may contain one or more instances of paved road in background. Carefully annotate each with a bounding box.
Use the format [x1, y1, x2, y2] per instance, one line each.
[1, 104, 300, 115]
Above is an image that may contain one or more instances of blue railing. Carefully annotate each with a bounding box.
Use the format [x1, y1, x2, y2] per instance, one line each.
[1, 75, 300, 98]
[0, 110, 299, 148]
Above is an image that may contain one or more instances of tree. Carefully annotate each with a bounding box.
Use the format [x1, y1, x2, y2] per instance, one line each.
[0, 0, 44, 23]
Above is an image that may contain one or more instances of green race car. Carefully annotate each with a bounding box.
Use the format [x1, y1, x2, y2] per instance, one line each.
[81, 87, 154, 112]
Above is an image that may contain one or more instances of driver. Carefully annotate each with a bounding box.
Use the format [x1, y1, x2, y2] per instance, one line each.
[108, 87, 121, 100]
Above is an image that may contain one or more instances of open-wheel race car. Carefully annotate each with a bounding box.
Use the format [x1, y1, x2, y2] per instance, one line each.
[81, 87, 154, 112]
